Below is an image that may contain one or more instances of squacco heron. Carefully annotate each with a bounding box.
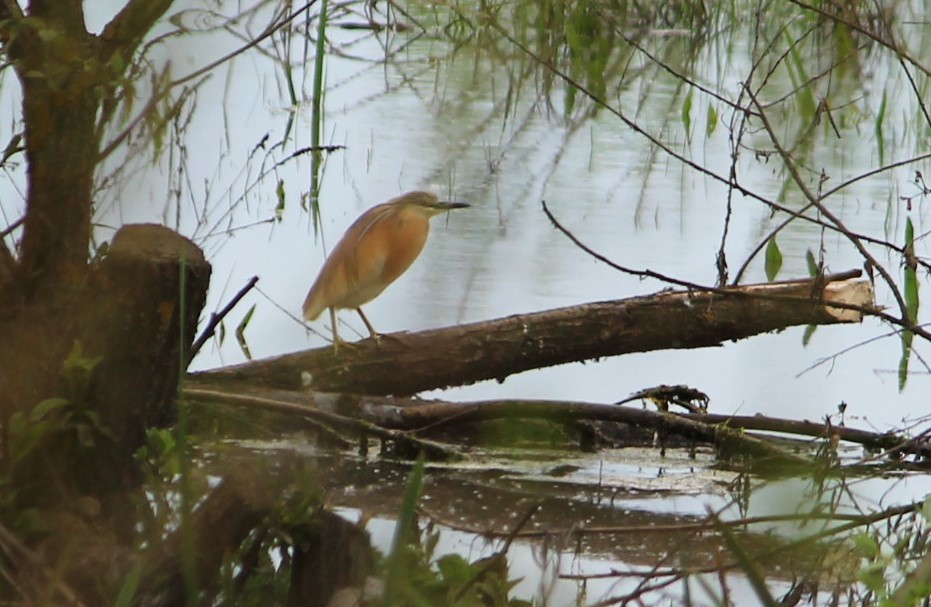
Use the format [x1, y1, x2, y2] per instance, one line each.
[302, 191, 469, 351]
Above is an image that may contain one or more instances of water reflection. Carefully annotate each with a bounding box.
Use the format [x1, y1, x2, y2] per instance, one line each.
[156, 5, 926, 436]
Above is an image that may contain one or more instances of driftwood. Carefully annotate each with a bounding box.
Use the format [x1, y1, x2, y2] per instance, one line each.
[192, 270, 875, 396]
[183, 381, 931, 465]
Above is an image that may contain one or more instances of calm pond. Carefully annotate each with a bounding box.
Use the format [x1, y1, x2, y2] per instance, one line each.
[17, 0, 931, 604]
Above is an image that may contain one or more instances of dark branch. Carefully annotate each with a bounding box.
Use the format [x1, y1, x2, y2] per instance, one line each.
[100, 0, 174, 54]
[189, 275, 259, 362]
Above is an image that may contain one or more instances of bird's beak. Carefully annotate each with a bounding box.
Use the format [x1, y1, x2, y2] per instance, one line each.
[434, 201, 470, 210]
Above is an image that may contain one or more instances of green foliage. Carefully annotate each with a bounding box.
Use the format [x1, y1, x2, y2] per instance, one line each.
[805, 248, 819, 277]
[135, 427, 180, 483]
[875, 90, 887, 166]
[900, 217, 919, 389]
[764, 236, 782, 281]
[112, 561, 144, 607]
[681, 90, 693, 141]
[782, 30, 817, 123]
[236, 304, 256, 360]
[715, 519, 778, 607]
[380, 457, 530, 606]
[843, 508, 931, 607]
[388, 455, 426, 561]
[852, 530, 908, 605]
[275, 178, 286, 221]
[800, 249, 821, 344]
[381, 540, 528, 607]
[9, 341, 105, 460]
[706, 102, 718, 137]
[802, 323, 817, 346]
[309, 0, 329, 220]
[922, 494, 931, 521]
[0, 341, 107, 537]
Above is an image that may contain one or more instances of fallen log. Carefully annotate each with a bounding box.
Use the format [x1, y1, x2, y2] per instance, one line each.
[192, 270, 874, 396]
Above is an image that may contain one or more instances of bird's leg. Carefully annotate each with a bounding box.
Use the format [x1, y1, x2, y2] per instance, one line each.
[356, 307, 415, 349]
[329, 307, 341, 354]
[327, 308, 361, 353]
[355, 307, 381, 344]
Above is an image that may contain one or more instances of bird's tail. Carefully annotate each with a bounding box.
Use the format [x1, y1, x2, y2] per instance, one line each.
[302, 290, 325, 321]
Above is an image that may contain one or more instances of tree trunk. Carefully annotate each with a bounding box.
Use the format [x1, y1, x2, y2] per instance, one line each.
[4, 3, 101, 294]
[18, 76, 99, 293]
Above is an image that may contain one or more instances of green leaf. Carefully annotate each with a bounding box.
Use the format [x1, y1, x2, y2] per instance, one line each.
[715, 519, 778, 607]
[805, 248, 819, 277]
[681, 91, 693, 140]
[852, 532, 881, 559]
[904, 218, 919, 323]
[901, 218, 919, 390]
[802, 324, 817, 346]
[9, 415, 51, 464]
[922, 494, 931, 521]
[383, 455, 427, 607]
[236, 304, 256, 360]
[436, 554, 471, 586]
[899, 335, 913, 392]
[564, 84, 576, 116]
[764, 236, 783, 281]
[391, 456, 425, 555]
[706, 103, 718, 137]
[29, 397, 70, 422]
[782, 31, 816, 121]
[275, 179, 286, 221]
[113, 561, 144, 607]
[63, 340, 102, 374]
[859, 561, 886, 595]
[875, 91, 887, 167]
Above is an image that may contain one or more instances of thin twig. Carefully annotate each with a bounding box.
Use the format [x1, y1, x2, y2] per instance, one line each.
[488, 16, 907, 257]
[183, 388, 458, 460]
[189, 275, 259, 361]
[542, 199, 874, 320]
[100, 2, 319, 162]
[746, 88, 931, 346]
[0, 216, 23, 239]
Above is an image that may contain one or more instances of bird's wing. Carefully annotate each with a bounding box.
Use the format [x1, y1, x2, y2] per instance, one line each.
[302, 204, 394, 318]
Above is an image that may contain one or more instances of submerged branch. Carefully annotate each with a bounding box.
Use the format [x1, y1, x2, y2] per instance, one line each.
[184, 379, 931, 464]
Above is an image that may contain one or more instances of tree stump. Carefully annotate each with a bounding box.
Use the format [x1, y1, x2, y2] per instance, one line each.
[0, 222, 210, 508]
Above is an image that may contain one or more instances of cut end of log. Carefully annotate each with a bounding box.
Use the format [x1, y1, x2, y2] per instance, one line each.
[823, 279, 874, 322]
[109, 223, 206, 264]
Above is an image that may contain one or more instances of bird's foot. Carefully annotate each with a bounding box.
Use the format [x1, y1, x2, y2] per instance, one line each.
[371, 332, 413, 349]
[330, 337, 360, 354]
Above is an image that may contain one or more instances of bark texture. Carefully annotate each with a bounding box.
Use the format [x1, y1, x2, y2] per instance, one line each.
[194, 272, 874, 396]
[0, 225, 210, 605]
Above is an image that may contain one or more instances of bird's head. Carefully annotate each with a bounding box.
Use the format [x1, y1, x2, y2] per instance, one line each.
[397, 191, 469, 217]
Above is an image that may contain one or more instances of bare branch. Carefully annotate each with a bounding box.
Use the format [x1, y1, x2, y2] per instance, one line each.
[100, 0, 174, 53]
[189, 275, 259, 362]
[745, 89, 930, 343]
